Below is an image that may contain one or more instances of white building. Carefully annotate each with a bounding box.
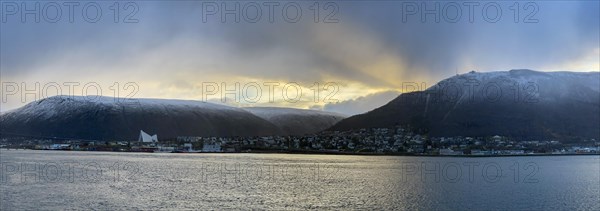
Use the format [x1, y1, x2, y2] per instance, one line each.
[183, 143, 194, 152]
[138, 130, 158, 143]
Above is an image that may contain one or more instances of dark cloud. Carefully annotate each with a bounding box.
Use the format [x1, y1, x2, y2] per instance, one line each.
[1, 1, 598, 112]
[320, 90, 401, 116]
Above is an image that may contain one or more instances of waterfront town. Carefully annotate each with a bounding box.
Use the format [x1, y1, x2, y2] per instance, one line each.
[1, 126, 598, 156]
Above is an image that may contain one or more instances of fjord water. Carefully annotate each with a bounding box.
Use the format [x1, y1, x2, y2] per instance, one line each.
[1, 150, 598, 210]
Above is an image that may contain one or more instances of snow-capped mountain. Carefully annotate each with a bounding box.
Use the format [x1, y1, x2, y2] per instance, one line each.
[329, 69, 600, 141]
[0, 96, 345, 140]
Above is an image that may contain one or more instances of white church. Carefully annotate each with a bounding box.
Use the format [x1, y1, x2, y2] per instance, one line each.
[138, 130, 158, 143]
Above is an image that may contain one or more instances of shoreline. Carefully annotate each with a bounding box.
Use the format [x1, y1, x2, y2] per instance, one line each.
[1, 148, 598, 157]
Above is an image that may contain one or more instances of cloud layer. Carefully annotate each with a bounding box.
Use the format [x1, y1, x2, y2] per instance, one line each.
[1, 1, 598, 112]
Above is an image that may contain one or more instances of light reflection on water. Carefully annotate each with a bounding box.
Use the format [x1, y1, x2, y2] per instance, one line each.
[1, 150, 598, 210]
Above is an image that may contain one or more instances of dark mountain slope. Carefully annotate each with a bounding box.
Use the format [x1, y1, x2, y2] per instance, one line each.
[329, 70, 600, 140]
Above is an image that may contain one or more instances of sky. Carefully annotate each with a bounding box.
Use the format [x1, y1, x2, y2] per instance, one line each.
[1, 1, 599, 115]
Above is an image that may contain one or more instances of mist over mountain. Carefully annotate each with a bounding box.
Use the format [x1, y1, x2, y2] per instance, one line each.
[329, 69, 600, 140]
[245, 107, 346, 135]
[0, 96, 345, 140]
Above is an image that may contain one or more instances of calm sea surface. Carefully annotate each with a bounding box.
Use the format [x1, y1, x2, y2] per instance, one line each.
[1, 150, 598, 210]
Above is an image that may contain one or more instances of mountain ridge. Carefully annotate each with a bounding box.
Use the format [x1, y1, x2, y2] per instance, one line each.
[328, 69, 600, 141]
[0, 95, 346, 140]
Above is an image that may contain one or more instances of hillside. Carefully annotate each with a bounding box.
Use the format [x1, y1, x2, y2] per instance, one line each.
[329, 69, 600, 140]
[0, 96, 345, 140]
